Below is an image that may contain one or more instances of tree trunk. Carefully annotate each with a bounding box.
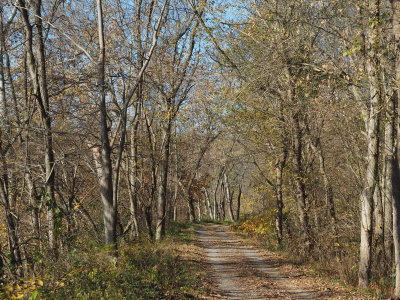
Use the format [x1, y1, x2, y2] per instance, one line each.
[18, 0, 57, 250]
[391, 0, 400, 296]
[275, 139, 287, 246]
[224, 172, 234, 220]
[145, 205, 153, 239]
[213, 183, 218, 220]
[236, 186, 242, 221]
[203, 187, 213, 219]
[172, 125, 179, 222]
[155, 114, 172, 240]
[292, 112, 312, 253]
[0, 161, 23, 276]
[197, 197, 202, 221]
[33, 0, 57, 251]
[358, 0, 381, 289]
[383, 89, 395, 269]
[393, 150, 400, 297]
[221, 181, 226, 220]
[145, 112, 156, 239]
[214, 168, 224, 220]
[0, 17, 22, 276]
[187, 194, 196, 222]
[374, 178, 384, 269]
[127, 111, 140, 239]
[97, 0, 116, 248]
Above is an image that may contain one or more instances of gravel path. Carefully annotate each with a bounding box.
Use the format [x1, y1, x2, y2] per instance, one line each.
[196, 224, 316, 299]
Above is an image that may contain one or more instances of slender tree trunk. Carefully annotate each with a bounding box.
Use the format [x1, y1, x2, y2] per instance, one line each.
[155, 114, 172, 240]
[224, 173, 234, 220]
[187, 194, 196, 222]
[0, 44, 22, 267]
[292, 112, 312, 253]
[172, 125, 179, 222]
[275, 158, 285, 245]
[97, 0, 116, 248]
[145, 205, 153, 239]
[0, 17, 19, 125]
[145, 112, 156, 239]
[359, 0, 381, 289]
[374, 178, 384, 269]
[383, 89, 395, 269]
[128, 111, 140, 239]
[236, 186, 242, 221]
[0, 153, 22, 276]
[275, 141, 287, 245]
[214, 168, 224, 220]
[221, 181, 226, 220]
[18, 0, 57, 249]
[203, 187, 213, 219]
[21, 45, 41, 244]
[0, 17, 21, 273]
[33, 0, 57, 250]
[213, 183, 218, 220]
[197, 197, 202, 221]
[274, 102, 288, 245]
[391, 0, 400, 296]
[393, 149, 400, 297]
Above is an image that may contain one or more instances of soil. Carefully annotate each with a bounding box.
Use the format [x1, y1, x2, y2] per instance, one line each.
[196, 224, 379, 300]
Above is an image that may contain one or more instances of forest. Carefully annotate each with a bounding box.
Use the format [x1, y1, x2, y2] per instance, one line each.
[1, 0, 400, 298]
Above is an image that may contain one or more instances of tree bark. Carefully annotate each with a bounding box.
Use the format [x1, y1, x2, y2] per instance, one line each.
[359, 0, 381, 289]
[393, 149, 400, 297]
[275, 153, 286, 246]
[236, 186, 241, 221]
[172, 124, 179, 222]
[155, 111, 172, 240]
[391, 0, 400, 296]
[203, 187, 213, 219]
[224, 172, 234, 221]
[145, 112, 156, 239]
[383, 86, 395, 269]
[0, 15, 22, 275]
[0, 145, 23, 276]
[292, 111, 312, 253]
[97, 0, 116, 248]
[221, 181, 226, 220]
[374, 177, 384, 269]
[18, 0, 57, 250]
[215, 168, 224, 220]
[127, 108, 140, 239]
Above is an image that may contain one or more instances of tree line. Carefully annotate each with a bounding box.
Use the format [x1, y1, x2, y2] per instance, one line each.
[0, 0, 240, 285]
[210, 0, 400, 297]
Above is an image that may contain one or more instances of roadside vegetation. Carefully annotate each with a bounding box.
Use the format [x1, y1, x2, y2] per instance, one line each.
[1, 223, 209, 300]
[233, 215, 387, 298]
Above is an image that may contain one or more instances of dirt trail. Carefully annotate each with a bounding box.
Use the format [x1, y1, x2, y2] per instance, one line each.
[196, 224, 369, 299]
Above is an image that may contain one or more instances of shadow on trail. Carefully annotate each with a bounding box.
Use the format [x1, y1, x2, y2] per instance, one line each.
[196, 224, 316, 300]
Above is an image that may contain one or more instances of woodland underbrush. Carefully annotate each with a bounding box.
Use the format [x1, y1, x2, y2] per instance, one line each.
[233, 212, 391, 298]
[0, 222, 207, 300]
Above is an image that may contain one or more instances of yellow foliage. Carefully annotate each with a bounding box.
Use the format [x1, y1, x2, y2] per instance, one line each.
[36, 279, 43, 287]
[2, 278, 43, 299]
[237, 211, 276, 240]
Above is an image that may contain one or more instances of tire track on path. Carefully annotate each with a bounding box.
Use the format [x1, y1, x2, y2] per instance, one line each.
[197, 224, 315, 299]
